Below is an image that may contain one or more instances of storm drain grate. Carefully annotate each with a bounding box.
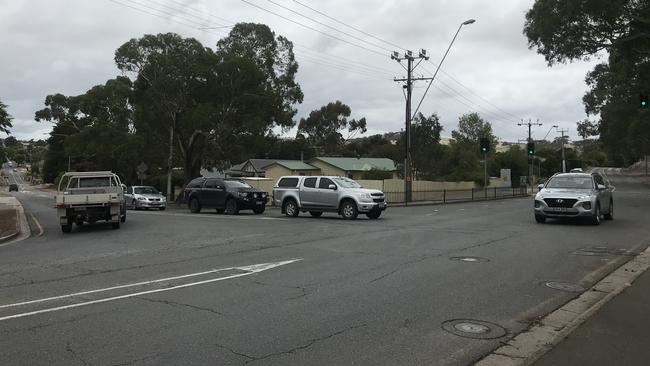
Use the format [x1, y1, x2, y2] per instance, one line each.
[571, 247, 636, 257]
[449, 256, 490, 263]
[543, 281, 585, 293]
[441, 319, 506, 339]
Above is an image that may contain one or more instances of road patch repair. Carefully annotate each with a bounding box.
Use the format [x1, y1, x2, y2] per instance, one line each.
[475, 245, 650, 366]
[0, 258, 302, 322]
[0, 195, 29, 245]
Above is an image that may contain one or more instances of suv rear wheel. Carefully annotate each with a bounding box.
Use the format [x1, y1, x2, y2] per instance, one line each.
[591, 203, 601, 225]
[340, 200, 358, 220]
[189, 198, 201, 213]
[283, 199, 299, 217]
[224, 199, 239, 215]
[604, 200, 614, 220]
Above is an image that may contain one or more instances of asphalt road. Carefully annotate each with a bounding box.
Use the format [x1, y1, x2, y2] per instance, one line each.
[1, 170, 649, 365]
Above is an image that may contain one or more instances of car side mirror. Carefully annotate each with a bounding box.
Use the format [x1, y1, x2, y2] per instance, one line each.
[597, 184, 607, 190]
[328, 184, 337, 190]
[537, 184, 544, 191]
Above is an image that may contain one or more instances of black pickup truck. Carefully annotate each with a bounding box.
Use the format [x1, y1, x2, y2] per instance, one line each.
[183, 178, 268, 214]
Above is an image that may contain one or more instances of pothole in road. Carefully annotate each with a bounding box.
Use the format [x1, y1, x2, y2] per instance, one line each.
[543, 281, 585, 293]
[571, 247, 636, 257]
[449, 256, 490, 263]
[441, 319, 507, 339]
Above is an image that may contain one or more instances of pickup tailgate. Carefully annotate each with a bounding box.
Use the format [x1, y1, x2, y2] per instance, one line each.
[56, 193, 120, 206]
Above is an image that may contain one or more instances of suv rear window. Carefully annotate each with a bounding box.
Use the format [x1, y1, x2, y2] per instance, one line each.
[303, 177, 317, 188]
[186, 179, 203, 188]
[278, 177, 299, 187]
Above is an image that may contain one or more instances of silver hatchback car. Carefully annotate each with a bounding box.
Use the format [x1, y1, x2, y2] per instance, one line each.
[534, 173, 614, 225]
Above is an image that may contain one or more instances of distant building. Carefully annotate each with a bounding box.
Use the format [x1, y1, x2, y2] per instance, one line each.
[308, 157, 397, 180]
[225, 157, 398, 182]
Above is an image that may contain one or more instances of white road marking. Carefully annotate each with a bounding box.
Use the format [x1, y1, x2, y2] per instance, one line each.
[0, 258, 302, 322]
[29, 213, 44, 237]
[129, 210, 288, 221]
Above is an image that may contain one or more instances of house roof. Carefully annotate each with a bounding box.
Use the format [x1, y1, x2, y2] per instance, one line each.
[271, 160, 319, 170]
[312, 157, 397, 172]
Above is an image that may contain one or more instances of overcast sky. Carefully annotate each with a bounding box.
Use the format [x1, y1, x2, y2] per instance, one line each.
[0, 0, 603, 143]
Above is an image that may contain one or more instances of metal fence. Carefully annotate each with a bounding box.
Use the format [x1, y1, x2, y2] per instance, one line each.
[384, 186, 528, 204]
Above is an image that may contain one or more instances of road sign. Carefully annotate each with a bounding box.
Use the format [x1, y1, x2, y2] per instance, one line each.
[137, 162, 148, 174]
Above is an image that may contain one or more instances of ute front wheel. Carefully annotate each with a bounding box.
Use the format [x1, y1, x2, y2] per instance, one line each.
[340, 201, 358, 220]
[283, 199, 299, 217]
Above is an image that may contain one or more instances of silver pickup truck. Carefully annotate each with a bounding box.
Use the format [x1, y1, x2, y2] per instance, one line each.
[55, 171, 127, 232]
[273, 176, 387, 220]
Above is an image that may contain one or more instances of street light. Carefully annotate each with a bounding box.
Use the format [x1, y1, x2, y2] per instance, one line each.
[412, 18, 476, 119]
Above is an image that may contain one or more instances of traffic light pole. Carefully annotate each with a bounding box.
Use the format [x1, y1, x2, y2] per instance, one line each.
[484, 152, 488, 188]
[557, 128, 568, 173]
[519, 119, 542, 193]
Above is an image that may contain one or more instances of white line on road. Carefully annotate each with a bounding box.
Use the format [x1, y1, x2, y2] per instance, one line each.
[128, 210, 289, 221]
[0, 258, 302, 322]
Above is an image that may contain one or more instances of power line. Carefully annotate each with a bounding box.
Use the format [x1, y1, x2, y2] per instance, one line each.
[291, 0, 405, 51]
[111, 0, 393, 82]
[427, 60, 524, 121]
[160, 0, 235, 25]
[238, 0, 387, 57]
[110, 0, 223, 33]
[265, 0, 393, 53]
[143, 0, 230, 28]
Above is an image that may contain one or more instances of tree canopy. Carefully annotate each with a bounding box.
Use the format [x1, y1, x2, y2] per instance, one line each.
[0, 99, 12, 135]
[296, 100, 367, 154]
[524, 0, 650, 165]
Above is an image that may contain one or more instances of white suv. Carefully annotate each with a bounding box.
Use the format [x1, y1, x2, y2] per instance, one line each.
[273, 176, 387, 220]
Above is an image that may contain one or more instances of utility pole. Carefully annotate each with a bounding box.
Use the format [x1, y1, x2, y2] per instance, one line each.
[393, 50, 433, 205]
[557, 127, 568, 172]
[166, 127, 174, 201]
[518, 119, 542, 193]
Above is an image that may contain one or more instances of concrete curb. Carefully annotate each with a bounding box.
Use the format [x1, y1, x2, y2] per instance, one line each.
[475, 245, 650, 366]
[0, 198, 31, 248]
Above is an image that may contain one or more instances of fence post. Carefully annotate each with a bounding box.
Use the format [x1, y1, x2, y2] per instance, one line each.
[494, 187, 497, 199]
[471, 188, 473, 201]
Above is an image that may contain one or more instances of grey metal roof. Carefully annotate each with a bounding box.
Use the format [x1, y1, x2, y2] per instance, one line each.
[311, 157, 396, 172]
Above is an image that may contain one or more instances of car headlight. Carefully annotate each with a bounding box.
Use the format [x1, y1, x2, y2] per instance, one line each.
[137, 196, 146, 201]
[581, 201, 592, 210]
[358, 193, 372, 202]
[238, 192, 249, 198]
[253, 193, 259, 198]
[534, 200, 542, 208]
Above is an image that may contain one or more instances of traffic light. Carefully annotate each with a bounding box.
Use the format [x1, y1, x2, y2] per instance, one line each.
[527, 142, 535, 156]
[641, 94, 649, 108]
[479, 137, 489, 154]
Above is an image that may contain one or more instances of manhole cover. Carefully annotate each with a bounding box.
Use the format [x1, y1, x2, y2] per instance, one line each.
[543, 281, 585, 293]
[449, 256, 490, 263]
[441, 319, 506, 339]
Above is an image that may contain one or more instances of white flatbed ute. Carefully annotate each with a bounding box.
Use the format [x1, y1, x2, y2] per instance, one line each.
[55, 171, 126, 233]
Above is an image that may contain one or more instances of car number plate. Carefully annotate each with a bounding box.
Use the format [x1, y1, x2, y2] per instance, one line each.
[256, 201, 263, 205]
[550, 207, 567, 212]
